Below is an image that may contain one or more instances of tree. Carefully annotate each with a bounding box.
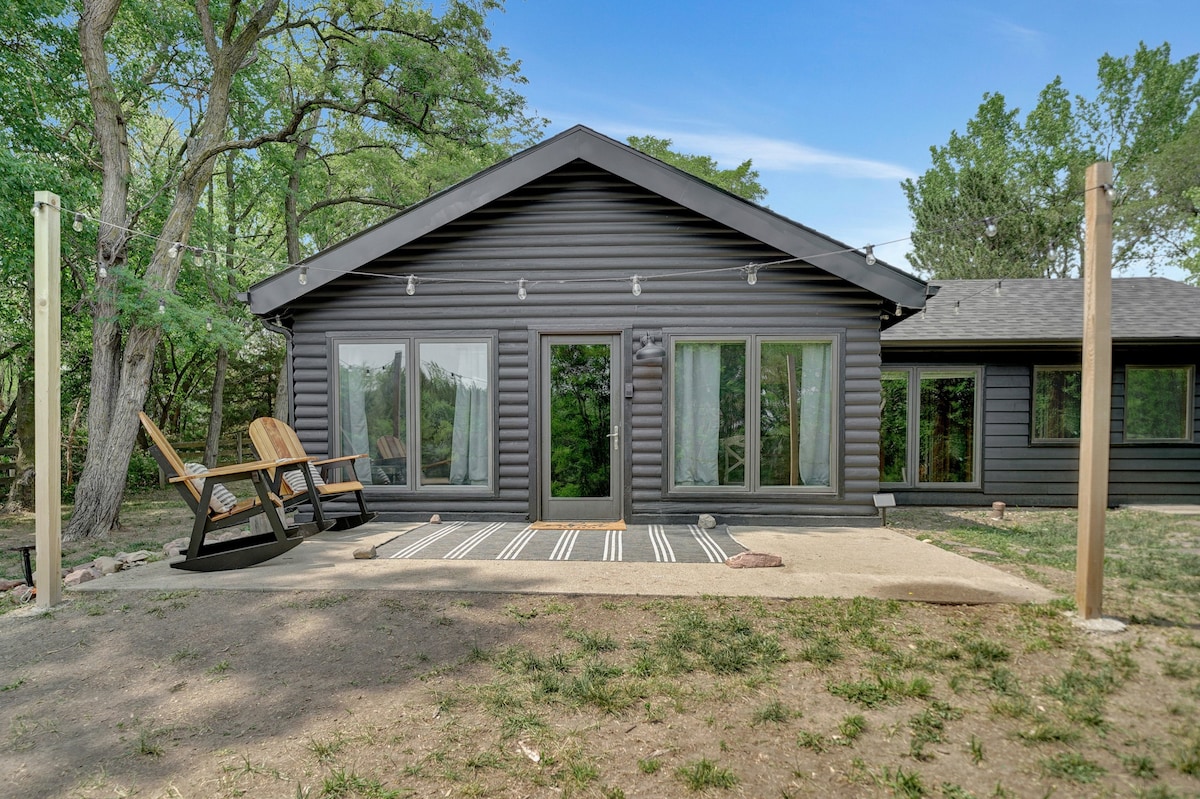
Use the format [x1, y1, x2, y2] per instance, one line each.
[904, 42, 1199, 280]
[45, 0, 538, 539]
[626, 135, 767, 202]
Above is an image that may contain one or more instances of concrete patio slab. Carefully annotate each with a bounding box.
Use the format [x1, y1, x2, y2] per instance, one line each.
[70, 522, 1056, 604]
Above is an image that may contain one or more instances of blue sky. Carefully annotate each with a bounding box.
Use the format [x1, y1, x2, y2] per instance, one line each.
[487, 0, 1198, 278]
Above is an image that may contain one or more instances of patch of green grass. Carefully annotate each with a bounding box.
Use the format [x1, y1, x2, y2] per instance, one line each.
[309, 732, 348, 762]
[565, 628, 618, 653]
[1123, 754, 1157, 779]
[319, 768, 402, 799]
[1016, 720, 1081, 745]
[750, 699, 791, 726]
[907, 702, 963, 761]
[1170, 728, 1200, 776]
[638, 757, 662, 774]
[796, 633, 843, 666]
[874, 765, 925, 798]
[797, 731, 827, 752]
[649, 609, 786, 677]
[302, 593, 350, 609]
[838, 714, 867, 742]
[2, 676, 26, 691]
[968, 735, 984, 764]
[828, 675, 932, 708]
[675, 758, 738, 791]
[1039, 752, 1105, 783]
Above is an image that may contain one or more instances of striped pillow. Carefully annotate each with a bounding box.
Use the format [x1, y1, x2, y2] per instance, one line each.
[183, 463, 238, 514]
[283, 463, 326, 494]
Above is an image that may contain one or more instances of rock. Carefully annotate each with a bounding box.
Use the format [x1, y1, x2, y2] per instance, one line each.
[64, 569, 97, 587]
[430, 514, 442, 524]
[164, 537, 190, 558]
[118, 550, 152, 565]
[12, 584, 35, 602]
[0, 578, 24, 592]
[353, 545, 377, 560]
[93, 556, 124, 575]
[697, 514, 717, 529]
[725, 552, 783, 569]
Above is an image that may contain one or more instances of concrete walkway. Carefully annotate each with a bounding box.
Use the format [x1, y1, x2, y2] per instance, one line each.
[73, 522, 1056, 604]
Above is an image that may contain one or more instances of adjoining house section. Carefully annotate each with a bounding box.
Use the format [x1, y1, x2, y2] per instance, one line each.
[243, 125, 928, 525]
[882, 277, 1200, 507]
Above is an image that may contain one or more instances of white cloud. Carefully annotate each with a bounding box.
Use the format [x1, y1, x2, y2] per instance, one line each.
[576, 119, 916, 181]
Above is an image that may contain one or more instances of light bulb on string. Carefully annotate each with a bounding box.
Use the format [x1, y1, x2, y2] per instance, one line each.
[631, 276, 642, 297]
[298, 266, 308, 286]
[954, 301, 960, 315]
[744, 265, 759, 286]
[406, 275, 416, 296]
[205, 317, 213, 332]
[1102, 183, 1115, 199]
[192, 247, 204, 268]
[517, 279, 528, 300]
[73, 213, 84, 232]
[983, 218, 998, 238]
[98, 263, 108, 280]
[994, 279, 1003, 296]
[864, 245, 876, 266]
[168, 242, 181, 259]
[157, 297, 166, 314]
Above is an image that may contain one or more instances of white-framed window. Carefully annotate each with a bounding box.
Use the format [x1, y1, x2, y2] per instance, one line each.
[1032, 366, 1082, 442]
[880, 367, 981, 488]
[333, 337, 494, 489]
[1124, 365, 1194, 442]
[669, 335, 837, 493]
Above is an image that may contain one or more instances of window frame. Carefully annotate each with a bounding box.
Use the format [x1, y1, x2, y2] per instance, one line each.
[1123, 364, 1195, 444]
[665, 332, 840, 496]
[1031, 365, 1083, 444]
[330, 334, 497, 492]
[880, 366, 983, 490]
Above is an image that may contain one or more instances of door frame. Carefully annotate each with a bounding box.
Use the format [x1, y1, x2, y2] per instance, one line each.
[537, 332, 624, 521]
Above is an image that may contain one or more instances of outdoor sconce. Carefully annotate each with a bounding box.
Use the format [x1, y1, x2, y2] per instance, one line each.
[634, 332, 665, 363]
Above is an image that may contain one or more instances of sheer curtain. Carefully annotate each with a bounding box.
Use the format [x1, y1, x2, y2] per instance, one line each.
[798, 343, 831, 486]
[674, 343, 721, 486]
[449, 345, 489, 485]
[340, 365, 372, 482]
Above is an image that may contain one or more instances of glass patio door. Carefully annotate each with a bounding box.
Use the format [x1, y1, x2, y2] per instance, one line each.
[539, 335, 623, 521]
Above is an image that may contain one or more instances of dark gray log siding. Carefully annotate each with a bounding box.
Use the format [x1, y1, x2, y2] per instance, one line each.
[883, 346, 1200, 507]
[285, 162, 886, 522]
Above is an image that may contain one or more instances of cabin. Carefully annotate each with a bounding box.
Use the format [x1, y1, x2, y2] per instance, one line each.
[243, 125, 928, 525]
[881, 277, 1200, 506]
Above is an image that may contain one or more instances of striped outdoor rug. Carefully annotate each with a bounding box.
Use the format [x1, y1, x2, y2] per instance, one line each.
[375, 522, 746, 563]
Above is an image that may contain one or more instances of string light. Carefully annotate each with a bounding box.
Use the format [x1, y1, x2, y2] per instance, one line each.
[168, 242, 182, 259]
[298, 266, 308, 285]
[863, 245, 876, 266]
[631, 275, 642, 297]
[192, 247, 204, 267]
[954, 300, 960, 315]
[157, 297, 166, 314]
[994, 279, 1003, 296]
[406, 275, 416, 296]
[744, 265, 759, 286]
[517, 279, 527, 300]
[98, 263, 107, 279]
[983, 218, 998, 238]
[205, 317, 213, 331]
[73, 213, 84, 232]
[1101, 183, 1115, 199]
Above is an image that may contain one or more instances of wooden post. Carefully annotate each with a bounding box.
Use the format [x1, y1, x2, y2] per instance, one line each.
[1076, 163, 1113, 620]
[33, 191, 63, 608]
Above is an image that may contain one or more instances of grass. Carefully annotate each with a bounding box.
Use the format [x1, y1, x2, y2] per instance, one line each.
[6, 498, 1200, 797]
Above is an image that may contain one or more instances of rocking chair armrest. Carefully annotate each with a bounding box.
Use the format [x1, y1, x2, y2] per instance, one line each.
[312, 453, 368, 466]
[169, 457, 301, 483]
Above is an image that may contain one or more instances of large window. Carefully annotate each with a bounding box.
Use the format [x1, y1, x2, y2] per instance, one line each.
[336, 338, 492, 489]
[881, 367, 980, 487]
[1125, 365, 1194, 442]
[671, 336, 834, 492]
[1033, 367, 1082, 442]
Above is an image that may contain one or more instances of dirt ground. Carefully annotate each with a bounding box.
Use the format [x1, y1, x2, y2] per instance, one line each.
[2, 505, 1200, 798]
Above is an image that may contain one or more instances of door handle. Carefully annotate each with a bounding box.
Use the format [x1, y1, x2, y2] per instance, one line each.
[607, 425, 619, 451]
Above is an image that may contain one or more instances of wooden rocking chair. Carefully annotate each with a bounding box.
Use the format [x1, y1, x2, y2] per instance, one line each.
[248, 417, 378, 531]
[138, 412, 314, 572]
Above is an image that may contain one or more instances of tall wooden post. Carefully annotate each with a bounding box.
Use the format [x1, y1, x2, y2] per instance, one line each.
[33, 192, 63, 607]
[1076, 163, 1113, 620]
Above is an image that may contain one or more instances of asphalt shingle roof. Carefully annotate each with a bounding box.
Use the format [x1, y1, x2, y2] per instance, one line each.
[882, 277, 1200, 345]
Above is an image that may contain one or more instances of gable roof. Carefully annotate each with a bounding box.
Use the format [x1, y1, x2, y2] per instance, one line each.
[244, 125, 927, 316]
[882, 277, 1200, 346]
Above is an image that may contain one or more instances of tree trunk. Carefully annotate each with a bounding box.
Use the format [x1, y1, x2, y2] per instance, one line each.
[203, 347, 229, 467]
[3, 376, 35, 512]
[65, 0, 282, 540]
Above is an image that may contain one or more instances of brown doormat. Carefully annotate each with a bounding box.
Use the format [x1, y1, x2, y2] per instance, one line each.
[530, 520, 626, 530]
